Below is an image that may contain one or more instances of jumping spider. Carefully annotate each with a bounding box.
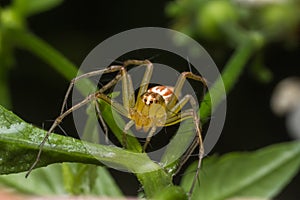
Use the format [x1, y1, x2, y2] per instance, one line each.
[27, 60, 207, 197]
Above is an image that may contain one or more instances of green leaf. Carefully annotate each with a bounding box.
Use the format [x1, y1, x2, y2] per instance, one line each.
[0, 104, 148, 174]
[12, 0, 63, 17]
[61, 163, 123, 197]
[91, 166, 123, 196]
[0, 163, 66, 195]
[0, 105, 175, 198]
[0, 163, 123, 197]
[181, 141, 300, 200]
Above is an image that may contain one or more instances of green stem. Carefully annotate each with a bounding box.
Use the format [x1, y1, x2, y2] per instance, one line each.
[11, 30, 92, 97]
[200, 32, 264, 119]
[0, 73, 12, 109]
[12, 30, 77, 80]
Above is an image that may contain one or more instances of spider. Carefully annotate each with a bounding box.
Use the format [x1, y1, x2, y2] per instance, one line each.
[26, 60, 207, 197]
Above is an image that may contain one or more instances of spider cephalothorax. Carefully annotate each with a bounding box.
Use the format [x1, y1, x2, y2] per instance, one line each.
[130, 86, 173, 132]
[27, 60, 207, 197]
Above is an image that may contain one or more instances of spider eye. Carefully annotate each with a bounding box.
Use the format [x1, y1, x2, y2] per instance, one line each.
[149, 100, 153, 104]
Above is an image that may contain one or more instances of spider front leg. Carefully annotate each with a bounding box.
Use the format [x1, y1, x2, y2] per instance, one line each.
[167, 72, 207, 110]
[143, 126, 158, 152]
[166, 96, 204, 198]
[166, 71, 207, 198]
[60, 65, 124, 115]
[26, 60, 155, 177]
[123, 59, 153, 99]
[121, 60, 154, 149]
[25, 71, 127, 178]
[59, 62, 134, 145]
[58, 65, 127, 142]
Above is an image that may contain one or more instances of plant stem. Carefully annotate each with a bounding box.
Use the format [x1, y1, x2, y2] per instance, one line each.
[10, 30, 92, 97]
[12, 31, 77, 80]
[200, 33, 264, 119]
[0, 73, 12, 109]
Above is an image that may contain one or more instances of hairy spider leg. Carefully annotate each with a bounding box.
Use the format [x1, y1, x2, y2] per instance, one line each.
[167, 72, 207, 109]
[59, 60, 152, 147]
[121, 60, 154, 148]
[174, 135, 199, 175]
[26, 60, 153, 177]
[164, 71, 207, 198]
[94, 100, 109, 142]
[166, 99, 203, 198]
[119, 59, 153, 112]
[60, 65, 128, 138]
[25, 70, 127, 178]
[60, 65, 124, 115]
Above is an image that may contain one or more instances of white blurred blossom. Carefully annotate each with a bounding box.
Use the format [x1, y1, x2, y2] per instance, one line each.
[271, 77, 300, 139]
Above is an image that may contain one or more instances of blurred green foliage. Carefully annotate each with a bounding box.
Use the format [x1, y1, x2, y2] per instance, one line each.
[166, 0, 300, 44]
[166, 0, 300, 86]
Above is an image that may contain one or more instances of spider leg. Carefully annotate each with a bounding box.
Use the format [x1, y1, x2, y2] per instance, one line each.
[26, 91, 100, 178]
[120, 67, 135, 112]
[165, 71, 207, 198]
[143, 126, 157, 152]
[61, 60, 152, 146]
[28, 60, 157, 176]
[66, 67, 130, 144]
[94, 100, 109, 143]
[123, 120, 135, 147]
[121, 60, 154, 148]
[97, 62, 150, 147]
[60, 65, 124, 115]
[118, 66, 135, 148]
[123, 60, 153, 99]
[174, 137, 198, 175]
[26, 90, 128, 178]
[167, 72, 207, 110]
[166, 94, 204, 198]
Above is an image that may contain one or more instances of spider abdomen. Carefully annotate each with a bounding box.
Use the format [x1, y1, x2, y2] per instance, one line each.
[147, 86, 174, 104]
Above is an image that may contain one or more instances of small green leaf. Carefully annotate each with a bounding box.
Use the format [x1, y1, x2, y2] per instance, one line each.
[0, 163, 123, 197]
[61, 163, 75, 194]
[62, 163, 123, 197]
[0, 163, 66, 195]
[181, 141, 300, 200]
[12, 0, 63, 17]
[91, 166, 123, 196]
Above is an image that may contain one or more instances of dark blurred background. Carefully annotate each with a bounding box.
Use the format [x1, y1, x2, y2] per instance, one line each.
[1, 0, 300, 199]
